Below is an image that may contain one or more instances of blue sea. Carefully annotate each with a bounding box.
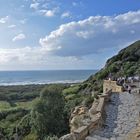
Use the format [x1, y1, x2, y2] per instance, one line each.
[0, 70, 97, 85]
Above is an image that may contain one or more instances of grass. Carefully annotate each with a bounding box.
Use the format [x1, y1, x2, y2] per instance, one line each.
[0, 101, 11, 110]
[15, 100, 35, 109]
[0, 99, 37, 111]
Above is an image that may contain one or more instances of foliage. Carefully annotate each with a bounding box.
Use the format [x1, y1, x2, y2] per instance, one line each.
[0, 40, 140, 139]
[31, 85, 67, 139]
[82, 95, 94, 107]
[44, 136, 59, 140]
[62, 85, 80, 95]
[83, 40, 140, 94]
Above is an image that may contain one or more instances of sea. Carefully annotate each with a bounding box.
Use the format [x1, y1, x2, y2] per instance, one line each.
[0, 70, 97, 86]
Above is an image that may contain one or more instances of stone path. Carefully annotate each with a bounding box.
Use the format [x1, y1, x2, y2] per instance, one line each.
[86, 88, 140, 140]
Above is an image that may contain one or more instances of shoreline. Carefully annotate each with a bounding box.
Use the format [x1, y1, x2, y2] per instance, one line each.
[0, 70, 97, 86]
[0, 80, 83, 86]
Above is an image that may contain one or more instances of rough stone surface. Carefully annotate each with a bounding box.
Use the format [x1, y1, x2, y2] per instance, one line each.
[86, 89, 140, 140]
[59, 134, 76, 140]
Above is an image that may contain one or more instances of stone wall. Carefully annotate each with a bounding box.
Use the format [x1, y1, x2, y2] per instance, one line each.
[59, 90, 112, 140]
[103, 80, 123, 93]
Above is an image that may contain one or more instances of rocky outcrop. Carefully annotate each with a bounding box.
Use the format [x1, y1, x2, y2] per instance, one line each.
[60, 89, 112, 140]
[70, 106, 89, 132]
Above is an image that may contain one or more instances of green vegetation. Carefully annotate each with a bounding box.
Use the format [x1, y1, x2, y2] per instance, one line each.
[31, 85, 67, 139]
[0, 83, 95, 139]
[81, 40, 140, 94]
[0, 84, 69, 139]
[0, 40, 139, 139]
[0, 101, 11, 110]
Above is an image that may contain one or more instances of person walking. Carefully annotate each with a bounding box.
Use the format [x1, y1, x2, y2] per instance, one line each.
[128, 85, 132, 94]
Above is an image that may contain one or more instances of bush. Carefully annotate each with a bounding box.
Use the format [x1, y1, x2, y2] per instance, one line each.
[62, 85, 80, 96]
[82, 96, 94, 107]
[31, 85, 67, 139]
[44, 136, 58, 140]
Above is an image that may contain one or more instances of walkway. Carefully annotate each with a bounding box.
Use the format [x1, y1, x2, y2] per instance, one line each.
[86, 86, 140, 140]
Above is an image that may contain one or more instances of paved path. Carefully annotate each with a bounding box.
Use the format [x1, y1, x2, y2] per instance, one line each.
[86, 88, 140, 140]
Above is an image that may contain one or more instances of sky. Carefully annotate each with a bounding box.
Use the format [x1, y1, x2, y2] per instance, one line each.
[0, 0, 140, 70]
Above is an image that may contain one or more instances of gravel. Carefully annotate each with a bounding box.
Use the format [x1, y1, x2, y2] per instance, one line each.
[86, 90, 140, 140]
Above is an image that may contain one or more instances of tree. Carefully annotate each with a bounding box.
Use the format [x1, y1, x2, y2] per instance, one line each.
[31, 85, 66, 140]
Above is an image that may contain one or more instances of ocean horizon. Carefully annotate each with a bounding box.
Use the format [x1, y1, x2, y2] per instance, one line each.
[0, 70, 98, 86]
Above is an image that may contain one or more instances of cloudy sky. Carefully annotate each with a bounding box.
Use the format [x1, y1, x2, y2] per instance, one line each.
[0, 0, 140, 70]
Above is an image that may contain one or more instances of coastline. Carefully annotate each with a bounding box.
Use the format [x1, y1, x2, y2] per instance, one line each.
[0, 79, 83, 86]
[0, 69, 97, 86]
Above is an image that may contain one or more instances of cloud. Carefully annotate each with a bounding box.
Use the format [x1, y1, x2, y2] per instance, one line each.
[44, 10, 55, 17]
[29, 0, 61, 18]
[12, 33, 26, 42]
[0, 16, 9, 24]
[0, 47, 45, 65]
[0, 10, 140, 70]
[8, 24, 16, 28]
[0, 47, 90, 70]
[40, 10, 140, 57]
[61, 12, 71, 18]
[39, 8, 58, 17]
[30, 2, 39, 10]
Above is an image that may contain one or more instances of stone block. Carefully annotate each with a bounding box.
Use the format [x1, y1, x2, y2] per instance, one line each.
[74, 126, 88, 140]
[103, 80, 123, 93]
[96, 98, 105, 113]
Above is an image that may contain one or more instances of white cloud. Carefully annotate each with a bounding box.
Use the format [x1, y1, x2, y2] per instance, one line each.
[0, 47, 45, 65]
[0, 10, 140, 70]
[0, 16, 9, 24]
[39, 8, 58, 17]
[76, 31, 94, 39]
[30, 2, 39, 10]
[0, 46, 90, 70]
[8, 24, 16, 28]
[45, 10, 55, 17]
[40, 10, 140, 57]
[61, 12, 71, 18]
[12, 33, 26, 42]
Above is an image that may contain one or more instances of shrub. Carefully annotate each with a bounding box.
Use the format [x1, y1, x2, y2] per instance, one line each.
[31, 85, 67, 139]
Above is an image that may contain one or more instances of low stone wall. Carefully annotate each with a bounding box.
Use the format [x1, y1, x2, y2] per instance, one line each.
[59, 90, 112, 140]
[103, 80, 123, 93]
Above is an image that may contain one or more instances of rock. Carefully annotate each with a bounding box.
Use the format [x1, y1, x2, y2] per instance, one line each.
[70, 105, 89, 132]
[89, 100, 99, 116]
[59, 134, 76, 140]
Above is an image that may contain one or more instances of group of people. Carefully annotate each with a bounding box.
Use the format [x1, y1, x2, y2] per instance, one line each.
[107, 75, 140, 94]
[122, 82, 132, 94]
[116, 77, 132, 93]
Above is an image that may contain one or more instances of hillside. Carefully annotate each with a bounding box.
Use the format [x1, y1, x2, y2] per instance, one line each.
[0, 40, 139, 140]
[80, 40, 140, 94]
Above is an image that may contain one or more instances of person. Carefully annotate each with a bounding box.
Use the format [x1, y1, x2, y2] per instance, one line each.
[128, 85, 132, 94]
[123, 82, 127, 91]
